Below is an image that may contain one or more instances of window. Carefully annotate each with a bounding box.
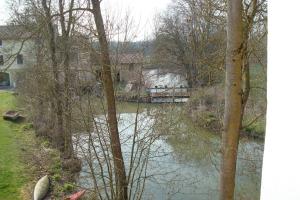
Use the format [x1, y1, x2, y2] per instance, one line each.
[17, 54, 23, 64]
[0, 72, 10, 86]
[0, 55, 3, 65]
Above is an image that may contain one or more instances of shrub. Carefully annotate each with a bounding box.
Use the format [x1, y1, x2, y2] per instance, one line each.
[185, 85, 224, 131]
[63, 183, 74, 192]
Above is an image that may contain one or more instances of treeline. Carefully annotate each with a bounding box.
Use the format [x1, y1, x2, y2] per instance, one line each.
[152, 0, 267, 88]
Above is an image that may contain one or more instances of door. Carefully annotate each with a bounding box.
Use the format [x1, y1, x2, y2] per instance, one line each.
[0, 72, 10, 86]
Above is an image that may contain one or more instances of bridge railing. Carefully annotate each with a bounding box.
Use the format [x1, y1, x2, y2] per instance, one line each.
[146, 87, 191, 97]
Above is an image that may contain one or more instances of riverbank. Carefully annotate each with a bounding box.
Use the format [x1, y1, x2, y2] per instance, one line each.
[115, 81, 265, 139]
[0, 91, 77, 199]
[0, 91, 28, 199]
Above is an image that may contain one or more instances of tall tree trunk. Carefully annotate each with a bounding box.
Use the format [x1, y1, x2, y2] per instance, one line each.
[91, 0, 128, 199]
[220, 0, 243, 199]
[42, 0, 65, 152]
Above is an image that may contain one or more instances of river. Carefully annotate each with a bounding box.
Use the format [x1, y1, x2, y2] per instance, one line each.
[74, 103, 264, 200]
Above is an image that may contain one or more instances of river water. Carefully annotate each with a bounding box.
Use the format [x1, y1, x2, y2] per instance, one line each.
[74, 104, 264, 200]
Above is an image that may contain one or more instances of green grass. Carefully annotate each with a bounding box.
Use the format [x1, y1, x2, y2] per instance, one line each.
[0, 91, 98, 199]
[0, 91, 28, 200]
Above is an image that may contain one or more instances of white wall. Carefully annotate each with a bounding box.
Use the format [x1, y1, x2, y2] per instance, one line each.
[0, 39, 36, 69]
[0, 39, 36, 87]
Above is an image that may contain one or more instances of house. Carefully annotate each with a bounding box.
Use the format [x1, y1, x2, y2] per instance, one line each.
[111, 53, 144, 83]
[90, 51, 145, 84]
[0, 25, 37, 87]
[0, 25, 95, 89]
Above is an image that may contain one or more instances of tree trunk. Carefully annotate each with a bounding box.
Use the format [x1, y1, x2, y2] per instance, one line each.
[91, 0, 128, 199]
[220, 0, 243, 199]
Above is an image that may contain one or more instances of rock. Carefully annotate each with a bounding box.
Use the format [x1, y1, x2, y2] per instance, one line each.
[33, 175, 50, 200]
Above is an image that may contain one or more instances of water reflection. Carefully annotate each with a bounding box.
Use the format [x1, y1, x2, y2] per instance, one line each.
[74, 106, 263, 200]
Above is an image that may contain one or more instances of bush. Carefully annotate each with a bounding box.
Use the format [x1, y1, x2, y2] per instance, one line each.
[52, 174, 62, 181]
[63, 183, 74, 192]
[185, 86, 224, 131]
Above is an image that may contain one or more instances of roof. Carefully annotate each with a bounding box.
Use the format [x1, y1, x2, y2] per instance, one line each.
[91, 52, 144, 65]
[111, 53, 144, 64]
[0, 25, 32, 40]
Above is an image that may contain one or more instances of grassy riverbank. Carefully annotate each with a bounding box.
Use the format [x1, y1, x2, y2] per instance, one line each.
[0, 91, 28, 199]
[0, 91, 71, 199]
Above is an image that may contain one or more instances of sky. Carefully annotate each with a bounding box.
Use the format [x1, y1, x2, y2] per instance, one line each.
[0, 0, 171, 40]
[102, 0, 172, 40]
[0, 0, 10, 23]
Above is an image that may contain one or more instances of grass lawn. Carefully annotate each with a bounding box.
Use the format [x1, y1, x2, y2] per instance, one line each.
[0, 91, 28, 200]
[0, 91, 74, 200]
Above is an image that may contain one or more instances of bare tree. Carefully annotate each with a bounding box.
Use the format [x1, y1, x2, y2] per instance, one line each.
[42, 0, 66, 154]
[58, 0, 75, 158]
[90, 0, 128, 199]
[153, 0, 227, 87]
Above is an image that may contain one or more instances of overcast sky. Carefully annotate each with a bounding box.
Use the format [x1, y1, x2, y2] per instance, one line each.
[0, 0, 171, 40]
[0, 0, 9, 23]
[100, 0, 172, 40]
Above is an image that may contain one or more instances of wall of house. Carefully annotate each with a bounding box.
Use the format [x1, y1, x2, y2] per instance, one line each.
[0, 39, 36, 87]
[117, 63, 142, 83]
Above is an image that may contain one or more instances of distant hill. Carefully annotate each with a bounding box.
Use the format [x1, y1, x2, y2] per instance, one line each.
[92, 40, 154, 56]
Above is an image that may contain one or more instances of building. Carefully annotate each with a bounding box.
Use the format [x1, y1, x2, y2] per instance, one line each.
[0, 25, 188, 94]
[0, 25, 96, 89]
[90, 52, 145, 84]
[0, 25, 37, 88]
[111, 53, 144, 83]
[62, 34, 97, 88]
